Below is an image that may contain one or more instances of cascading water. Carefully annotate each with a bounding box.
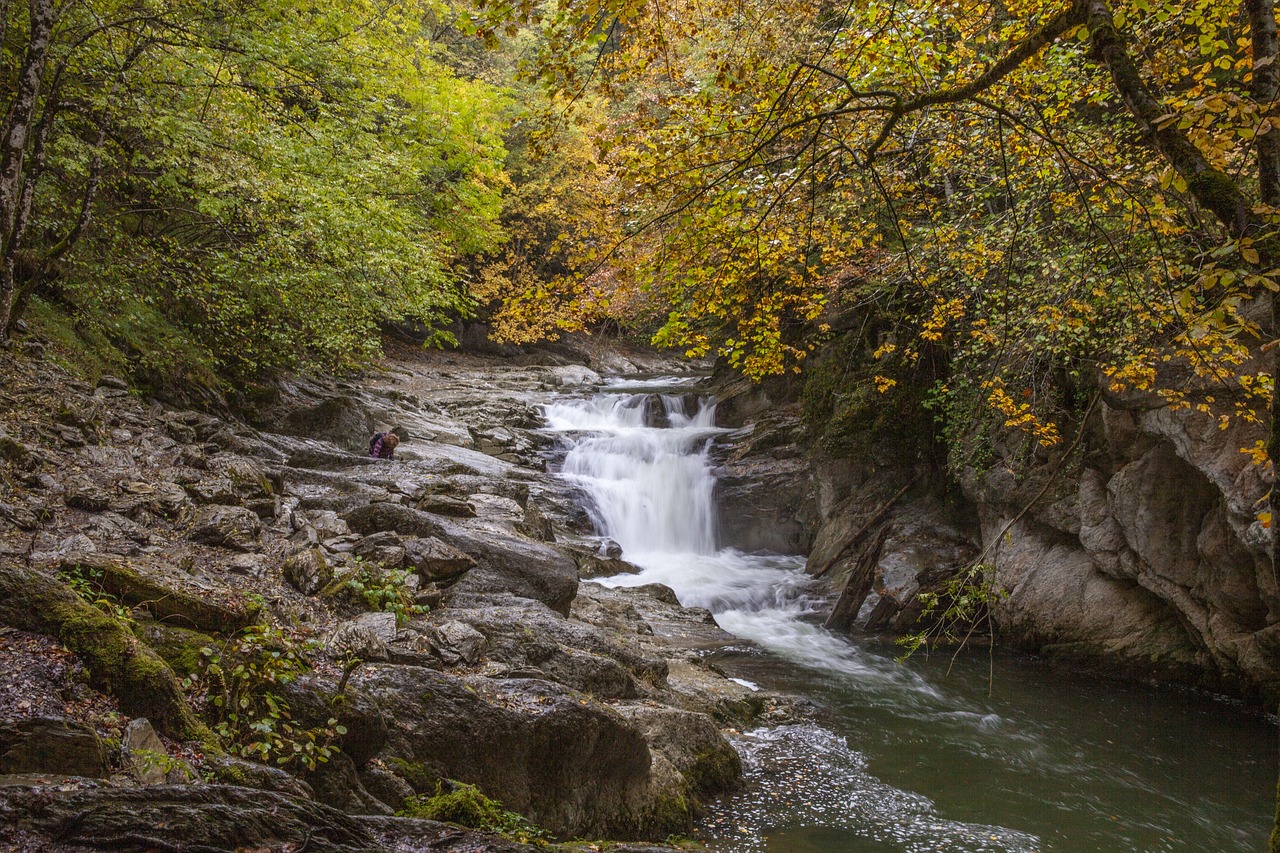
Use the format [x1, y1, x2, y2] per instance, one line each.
[542, 377, 1274, 853]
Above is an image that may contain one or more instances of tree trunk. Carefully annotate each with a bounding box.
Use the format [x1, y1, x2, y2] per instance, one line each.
[0, 0, 55, 340]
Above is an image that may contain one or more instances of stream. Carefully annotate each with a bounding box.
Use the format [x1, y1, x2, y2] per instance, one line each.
[542, 378, 1276, 853]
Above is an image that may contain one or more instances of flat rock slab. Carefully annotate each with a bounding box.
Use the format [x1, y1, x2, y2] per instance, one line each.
[0, 717, 108, 778]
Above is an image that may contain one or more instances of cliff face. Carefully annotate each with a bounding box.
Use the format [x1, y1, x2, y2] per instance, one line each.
[967, 396, 1279, 698]
[715, 369, 1280, 702]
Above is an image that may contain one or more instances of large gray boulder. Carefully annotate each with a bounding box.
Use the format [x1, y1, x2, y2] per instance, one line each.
[353, 664, 686, 839]
[344, 503, 577, 614]
[280, 396, 376, 452]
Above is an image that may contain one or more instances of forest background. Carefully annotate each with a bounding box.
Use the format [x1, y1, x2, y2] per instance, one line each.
[2, 0, 1279, 843]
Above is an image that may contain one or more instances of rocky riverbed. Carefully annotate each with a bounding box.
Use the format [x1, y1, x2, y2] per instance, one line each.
[0, 337, 799, 852]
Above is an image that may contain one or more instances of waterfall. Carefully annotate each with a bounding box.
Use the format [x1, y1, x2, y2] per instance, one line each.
[543, 389, 720, 556]
[542, 378, 935, 691]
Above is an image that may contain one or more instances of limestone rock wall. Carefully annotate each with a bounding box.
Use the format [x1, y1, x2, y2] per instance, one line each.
[716, 371, 1280, 700]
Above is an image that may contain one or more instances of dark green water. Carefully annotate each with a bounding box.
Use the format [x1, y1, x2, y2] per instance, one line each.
[699, 640, 1275, 853]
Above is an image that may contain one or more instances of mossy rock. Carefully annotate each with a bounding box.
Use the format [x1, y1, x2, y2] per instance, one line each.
[683, 745, 743, 800]
[642, 790, 693, 838]
[0, 562, 213, 743]
[133, 620, 218, 680]
[62, 554, 260, 633]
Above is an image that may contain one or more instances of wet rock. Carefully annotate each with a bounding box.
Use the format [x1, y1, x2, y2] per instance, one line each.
[186, 476, 238, 505]
[220, 457, 277, 502]
[328, 612, 399, 662]
[60, 554, 261, 633]
[286, 446, 379, 469]
[428, 621, 487, 666]
[284, 547, 333, 595]
[298, 509, 352, 541]
[359, 764, 414, 811]
[440, 596, 666, 693]
[228, 552, 270, 578]
[0, 782, 375, 852]
[63, 477, 111, 511]
[415, 494, 476, 517]
[0, 501, 40, 530]
[0, 718, 108, 778]
[614, 705, 741, 800]
[355, 664, 663, 838]
[308, 750, 394, 815]
[189, 504, 263, 551]
[353, 531, 406, 569]
[281, 396, 375, 452]
[0, 426, 33, 465]
[577, 554, 644, 579]
[402, 536, 476, 583]
[345, 503, 577, 614]
[204, 756, 315, 799]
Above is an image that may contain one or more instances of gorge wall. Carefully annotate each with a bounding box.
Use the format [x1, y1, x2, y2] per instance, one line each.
[713, 366, 1280, 703]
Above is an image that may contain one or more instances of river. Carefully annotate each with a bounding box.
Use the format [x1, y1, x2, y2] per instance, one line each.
[541, 378, 1276, 853]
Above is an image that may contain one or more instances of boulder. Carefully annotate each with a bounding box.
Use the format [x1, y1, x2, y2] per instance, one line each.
[204, 756, 315, 799]
[122, 717, 192, 785]
[0, 426, 33, 465]
[354, 664, 674, 838]
[328, 612, 399, 662]
[281, 397, 375, 452]
[189, 504, 263, 552]
[59, 554, 261, 633]
[428, 621, 487, 666]
[63, 477, 111, 512]
[0, 782, 374, 852]
[284, 548, 333, 595]
[433, 597, 666, 698]
[402, 537, 476, 583]
[353, 531, 407, 569]
[0, 717, 108, 778]
[344, 504, 577, 614]
[415, 494, 476, 517]
[613, 705, 741, 801]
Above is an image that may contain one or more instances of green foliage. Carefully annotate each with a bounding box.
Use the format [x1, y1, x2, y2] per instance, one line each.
[399, 781, 551, 842]
[3, 0, 514, 379]
[181, 624, 346, 771]
[56, 563, 134, 626]
[343, 562, 429, 626]
[897, 564, 1008, 663]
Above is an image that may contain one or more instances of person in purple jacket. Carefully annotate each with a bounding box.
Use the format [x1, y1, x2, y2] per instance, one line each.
[369, 431, 399, 459]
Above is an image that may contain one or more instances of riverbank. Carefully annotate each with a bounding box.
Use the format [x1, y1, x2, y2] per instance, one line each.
[0, 336, 799, 851]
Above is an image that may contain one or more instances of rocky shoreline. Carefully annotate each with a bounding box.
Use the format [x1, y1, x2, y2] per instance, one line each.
[0, 338, 799, 852]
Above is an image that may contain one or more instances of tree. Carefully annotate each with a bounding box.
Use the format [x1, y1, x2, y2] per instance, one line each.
[0, 0, 511, 380]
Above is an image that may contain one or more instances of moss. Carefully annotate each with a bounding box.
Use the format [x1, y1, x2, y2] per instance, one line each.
[682, 746, 742, 799]
[0, 562, 215, 744]
[134, 621, 217, 679]
[643, 791, 693, 837]
[398, 781, 546, 841]
[800, 333, 937, 461]
[400, 782, 508, 826]
[66, 555, 260, 633]
[384, 758, 441, 794]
